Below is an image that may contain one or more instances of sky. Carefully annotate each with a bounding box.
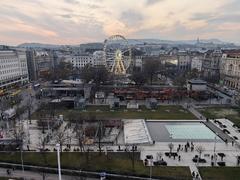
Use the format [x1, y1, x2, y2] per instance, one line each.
[0, 0, 240, 45]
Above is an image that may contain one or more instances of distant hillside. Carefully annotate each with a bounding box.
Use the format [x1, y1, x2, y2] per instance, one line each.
[18, 38, 235, 49]
[18, 43, 62, 49]
[126, 38, 233, 45]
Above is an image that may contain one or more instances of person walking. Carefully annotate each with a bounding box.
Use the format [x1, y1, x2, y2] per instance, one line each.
[192, 171, 195, 178]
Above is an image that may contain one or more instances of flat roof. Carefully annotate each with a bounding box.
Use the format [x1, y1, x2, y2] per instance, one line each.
[188, 79, 207, 84]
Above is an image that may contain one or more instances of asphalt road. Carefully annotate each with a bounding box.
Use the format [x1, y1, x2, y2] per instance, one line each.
[0, 167, 97, 180]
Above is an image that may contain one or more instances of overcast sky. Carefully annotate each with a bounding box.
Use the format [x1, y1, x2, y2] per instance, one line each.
[0, 0, 240, 45]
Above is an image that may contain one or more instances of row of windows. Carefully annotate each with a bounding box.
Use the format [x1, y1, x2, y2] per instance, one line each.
[0, 68, 21, 74]
[0, 63, 20, 68]
[0, 74, 25, 80]
[0, 57, 18, 63]
[71, 57, 93, 60]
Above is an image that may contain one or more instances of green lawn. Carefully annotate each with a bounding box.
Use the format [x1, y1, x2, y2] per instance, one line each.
[199, 167, 240, 180]
[33, 105, 196, 120]
[0, 177, 21, 180]
[199, 107, 240, 126]
[0, 152, 191, 179]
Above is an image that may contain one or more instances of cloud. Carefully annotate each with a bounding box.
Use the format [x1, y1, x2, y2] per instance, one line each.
[120, 10, 143, 26]
[191, 12, 216, 21]
[146, 0, 164, 5]
[209, 14, 240, 23]
[64, 0, 79, 4]
[0, 0, 240, 45]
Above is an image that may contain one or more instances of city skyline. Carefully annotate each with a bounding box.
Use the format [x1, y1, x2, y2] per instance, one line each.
[1, 0, 240, 45]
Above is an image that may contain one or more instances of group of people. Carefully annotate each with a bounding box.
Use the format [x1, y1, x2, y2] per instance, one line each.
[177, 141, 195, 153]
[6, 167, 15, 175]
[192, 171, 200, 179]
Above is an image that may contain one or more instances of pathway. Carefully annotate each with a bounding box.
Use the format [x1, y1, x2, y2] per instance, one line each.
[189, 164, 202, 180]
[0, 167, 96, 180]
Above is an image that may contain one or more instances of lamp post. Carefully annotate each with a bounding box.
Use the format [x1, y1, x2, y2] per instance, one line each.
[56, 143, 62, 180]
[214, 133, 218, 166]
[170, 133, 173, 143]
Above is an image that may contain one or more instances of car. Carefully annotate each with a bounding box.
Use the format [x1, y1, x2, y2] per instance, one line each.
[146, 155, 153, 159]
[153, 160, 167, 166]
[192, 157, 207, 163]
[165, 152, 178, 157]
[223, 129, 230, 134]
[217, 161, 226, 166]
[233, 136, 238, 140]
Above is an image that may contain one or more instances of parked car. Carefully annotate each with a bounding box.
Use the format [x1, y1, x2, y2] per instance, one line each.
[192, 157, 207, 163]
[153, 160, 167, 166]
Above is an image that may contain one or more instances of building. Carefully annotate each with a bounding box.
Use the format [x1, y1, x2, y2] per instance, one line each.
[129, 48, 144, 70]
[177, 51, 191, 71]
[187, 79, 207, 91]
[202, 50, 222, 82]
[64, 54, 94, 68]
[26, 50, 54, 81]
[220, 50, 240, 90]
[64, 51, 106, 69]
[0, 48, 29, 89]
[191, 56, 203, 72]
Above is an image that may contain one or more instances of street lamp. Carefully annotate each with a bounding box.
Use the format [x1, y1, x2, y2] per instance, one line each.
[170, 133, 173, 144]
[56, 143, 62, 180]
[213, 133, 218, 166]
[149, 157, 153, 180]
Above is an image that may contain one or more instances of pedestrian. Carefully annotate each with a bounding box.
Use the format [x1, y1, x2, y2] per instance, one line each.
[196, 173, 199, 179]
[6, 169, 10, 175]
[225, 139, 228, 145]
[192, 171, 195, 177]
[232, 141, 234, 146]
[178, 155, 181, 161]
[211, 155, 213, 161]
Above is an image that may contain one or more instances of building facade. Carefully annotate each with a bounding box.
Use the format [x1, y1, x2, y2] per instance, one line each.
[177, 51, 191, 71]
[64, 54, 95, 68]
[26, 50, 54, 81]
[202, 50, 222, 82]
[220, 50, 240, 90]
[0, 48, 28, 89]
[191, 56, 203, 72]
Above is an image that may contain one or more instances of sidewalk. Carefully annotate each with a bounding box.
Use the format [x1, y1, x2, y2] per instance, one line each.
[189, 164, 202, 180]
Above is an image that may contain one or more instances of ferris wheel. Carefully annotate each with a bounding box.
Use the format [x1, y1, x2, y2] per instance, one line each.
[103, 35, 132, 75]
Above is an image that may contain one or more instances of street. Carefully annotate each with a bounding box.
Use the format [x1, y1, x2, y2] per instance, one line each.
[0, 167, 97, 180]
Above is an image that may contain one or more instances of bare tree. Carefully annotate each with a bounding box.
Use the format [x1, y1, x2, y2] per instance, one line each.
[12, 122, 25, 144]
[97, 119, 104, 154]
[15, 105, 26, 123]
[26, 97, 33, 124]
[130, 69, 147, 86]
[196, 145, 205, 159]
[55, 126, 68, 152]
[168, 143, 174, 155]
[37, 135, 49, 180]
[143, 59, 160, 85]
[74, 120, 85, 152]
[124, 145, 136, 172]
[157, 152, 163, 161]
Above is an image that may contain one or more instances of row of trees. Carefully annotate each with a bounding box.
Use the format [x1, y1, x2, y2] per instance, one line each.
[80, 65, 110, 86]
[173, 68, 200, 87]
[41, 60, 162, 86]
[130, 60, 160, 85]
